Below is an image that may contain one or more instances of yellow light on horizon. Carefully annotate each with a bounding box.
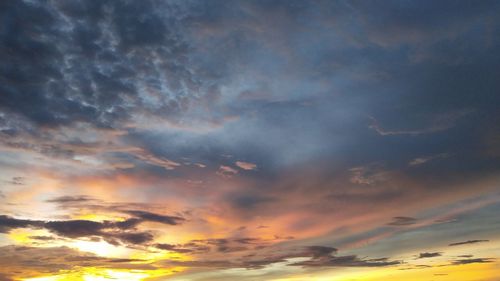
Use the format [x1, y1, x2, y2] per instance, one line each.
[71, 239, 129, 258]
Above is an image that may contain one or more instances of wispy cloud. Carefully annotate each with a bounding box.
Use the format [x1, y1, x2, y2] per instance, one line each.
[449, 240, 489, 247]
[235, 161, 257, 171]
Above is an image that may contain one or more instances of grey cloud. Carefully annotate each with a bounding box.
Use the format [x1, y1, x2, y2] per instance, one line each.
[124, 210, 185, 225]
[289, 255, 400, 268]
[7, 177, 25, 185]
[155, 238, 298, 256]
[45, 195, 94, 203]
[0, 0, 224, 136]
[45, 196, 186, 226]
[451, 258, 495, 265]
[369, 116, 458, 136]
[0, 213, 183, 246]
[0, 215, 43, 233]
[304, 246, 338, 259]
[155, 243, 197, 254]
[0, 245, 155, 280]
[388, 216, 418, 226]
[449, 239, 489, 246]
[28, 235, 55, 241]
[159, 243, 397, 270]
[43, 219, 155, 246]
[229, 194, 276, 210]
[45, 220, 107, 238]
[417, 252, 442, 259]
[109, 231, 154, 245]
[342, 0, 500, 48]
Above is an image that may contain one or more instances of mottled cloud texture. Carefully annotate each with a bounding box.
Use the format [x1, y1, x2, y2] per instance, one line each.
[1, 1, 500, 280]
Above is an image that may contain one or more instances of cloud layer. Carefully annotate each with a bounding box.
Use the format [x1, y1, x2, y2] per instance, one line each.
[1, 0, 500, 280]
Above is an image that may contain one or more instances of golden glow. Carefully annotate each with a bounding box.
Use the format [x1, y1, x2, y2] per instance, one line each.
[71, 240, 129, 258]
[8, 229, 33, 244]
[273, 262, 500, 281]
[73, 213, 123, 221]
[82, 269, 149, 281]
[22, 267, 179, 281]
[23, 277, 66, 281]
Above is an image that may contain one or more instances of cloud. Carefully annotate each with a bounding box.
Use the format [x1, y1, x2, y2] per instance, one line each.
[0, 215, 43, 233]
[28, 235, 55, 241]
[451, 258, 495, 265]
[45, 195, 94, 203]
[0, 245, 153, 280]
[408, 153, 449, 166]
[1, 1, 500, 280]
[0, 0, 194, 130]
[229, 194, 276, 210]
[132, 148, 181, 170]
[7, 177, 25, 185]
[448, 239, 489, 246]
[235, 161, 257, 170]
[124, 210, 185, 225]
[155, 243, 198, 254]
[368, 117, 448, 136]
[368, 111, 471, 137]
[216, 165, 239, 178]
[158, 244, 398, 270]
[289, 255, 400, 268]
[304, 246, 338, 259]
[44, 197, 185, 226]
[348, 164, 388, 185]
[0, 212, 184, 246]
[417, 252, 442, 259]
[43, 219, 155, 246]
[45, 220, 107, 238]
[387, 216, 418, 226]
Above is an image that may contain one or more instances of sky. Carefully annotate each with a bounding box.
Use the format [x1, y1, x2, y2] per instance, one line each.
[1, 0, 500, 280]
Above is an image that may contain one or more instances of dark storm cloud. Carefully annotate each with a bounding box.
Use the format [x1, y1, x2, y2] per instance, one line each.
[388, 217, 418, 226]
[2, 0, 497, 187]
[0, 0, 217, 133]
[449, 239, 489, 246]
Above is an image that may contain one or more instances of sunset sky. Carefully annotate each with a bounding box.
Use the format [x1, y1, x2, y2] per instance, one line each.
[1, 0, 500, 280]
